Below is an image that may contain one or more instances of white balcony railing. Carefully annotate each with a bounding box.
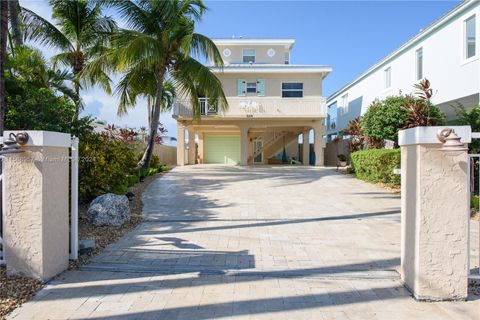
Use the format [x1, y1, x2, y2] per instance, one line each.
[173, 97, 327, 119]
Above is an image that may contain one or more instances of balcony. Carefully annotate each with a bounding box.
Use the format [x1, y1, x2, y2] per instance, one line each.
[173, 97, 327, 119]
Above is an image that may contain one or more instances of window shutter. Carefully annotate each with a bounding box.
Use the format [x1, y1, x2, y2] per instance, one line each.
[237, 79, 246, 96]
[257, 79, 265, 96]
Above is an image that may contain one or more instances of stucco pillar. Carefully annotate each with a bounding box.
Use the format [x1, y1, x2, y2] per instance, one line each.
[176, 123, 186, 166]
[240, 125, 249, 166]
[197, 132, 204, 164]
[399, 126, 471, 301]
[313, 122, 324, 166]
[3, 131, 71, 281]
[187, 127, 196, 165]
[302, 129, 310, 165]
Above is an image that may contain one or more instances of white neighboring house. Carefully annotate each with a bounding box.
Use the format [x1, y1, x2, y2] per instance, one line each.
[326, 0, 480, 141]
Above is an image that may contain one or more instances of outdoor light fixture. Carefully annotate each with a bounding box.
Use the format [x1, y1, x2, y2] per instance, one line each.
[437, 128, 467, 152]
[0, 132, 29, 155]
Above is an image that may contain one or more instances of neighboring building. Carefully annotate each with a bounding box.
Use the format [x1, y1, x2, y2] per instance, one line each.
[326, 0, 480, 141]
[173, 38, 331, 166]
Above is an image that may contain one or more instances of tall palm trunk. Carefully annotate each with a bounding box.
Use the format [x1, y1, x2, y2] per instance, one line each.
[138, 71, 165, 170]
[0, 0, 8, 135]
[8, 0, 22, 47]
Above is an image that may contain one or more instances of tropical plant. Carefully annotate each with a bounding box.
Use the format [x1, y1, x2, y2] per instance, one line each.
[86, 0, 227, 170]
[350, 149, 401, 187]
[362, 80, 445, 144]
[452, 104, 480, 153]
[343, 116, 365, 152]
[21, 0, 117, 123]
[402, 79, 445, 128]
[79, 131, 137, 201]
[362, 96, 409, 142]
[7, 46, 77, 102]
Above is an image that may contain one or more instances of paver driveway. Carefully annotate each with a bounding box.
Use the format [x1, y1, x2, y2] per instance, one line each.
[8, 166, 480, 319]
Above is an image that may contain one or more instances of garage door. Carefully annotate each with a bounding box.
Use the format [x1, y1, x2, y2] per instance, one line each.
[204, 135, 240, 164]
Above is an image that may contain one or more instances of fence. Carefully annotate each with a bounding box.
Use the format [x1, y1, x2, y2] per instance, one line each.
[468, 153, 480, 280]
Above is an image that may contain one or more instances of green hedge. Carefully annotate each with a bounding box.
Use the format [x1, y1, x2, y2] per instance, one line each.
[350, 149, 401, 187]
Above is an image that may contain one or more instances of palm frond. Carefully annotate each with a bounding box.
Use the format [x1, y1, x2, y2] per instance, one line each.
[21, 7, 73, 50]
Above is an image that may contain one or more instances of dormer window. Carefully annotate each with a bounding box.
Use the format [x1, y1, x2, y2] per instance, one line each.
[243, 49, 256, 63]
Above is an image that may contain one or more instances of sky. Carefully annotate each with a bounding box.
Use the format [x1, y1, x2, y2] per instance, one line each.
[19, 0, 461, 139]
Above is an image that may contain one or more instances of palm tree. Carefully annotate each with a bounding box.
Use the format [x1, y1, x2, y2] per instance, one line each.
[88, 0, 227, 169]
[7, 46, 78, 102]
[0, 0, 8, 135]
[21, 0, 117, 123]
[9, 0, 23, 47]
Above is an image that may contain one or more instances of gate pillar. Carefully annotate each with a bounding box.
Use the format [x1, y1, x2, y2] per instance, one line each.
[3, 131, 71, 281]
[399, 126, 471, 300]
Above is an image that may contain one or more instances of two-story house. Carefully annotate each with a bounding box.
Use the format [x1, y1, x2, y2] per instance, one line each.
[326, 0, 480, 142]
[173, 38, 332, 166]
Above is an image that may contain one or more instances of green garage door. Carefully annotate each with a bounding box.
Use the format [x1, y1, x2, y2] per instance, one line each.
[204, 134, 240, 164]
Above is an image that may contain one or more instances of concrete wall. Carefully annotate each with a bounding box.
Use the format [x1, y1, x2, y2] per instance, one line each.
[324, 139, 351, 166]
[328, 1, 480, 137]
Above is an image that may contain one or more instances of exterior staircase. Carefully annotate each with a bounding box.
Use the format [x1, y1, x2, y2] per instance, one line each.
[253, 131, 288, 159]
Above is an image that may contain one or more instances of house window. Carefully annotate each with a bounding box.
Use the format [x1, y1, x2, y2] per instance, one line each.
[284, 52, 290, 64]
[243, 49, 256, 63]
[384, 67, 391, 89]
[465, 15, 476, 59]
[339, 94, 348, 115]
[246, 82, 257, 94]
[282, 83, 303, 98]
[416, 48, 423, 80]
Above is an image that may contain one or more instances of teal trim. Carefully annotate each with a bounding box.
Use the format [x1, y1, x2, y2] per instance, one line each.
[237, 79, 246, 96]
[257, 79, 265, 96]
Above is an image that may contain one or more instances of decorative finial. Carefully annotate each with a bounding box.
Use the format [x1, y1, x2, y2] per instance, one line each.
[437, 128, 467, 151]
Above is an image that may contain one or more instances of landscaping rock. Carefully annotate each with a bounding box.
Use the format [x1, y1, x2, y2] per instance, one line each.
[87, 193, 130, 226]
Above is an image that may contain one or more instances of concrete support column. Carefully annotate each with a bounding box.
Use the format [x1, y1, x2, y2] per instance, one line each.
[3, 131, 70, 281]
[240, 125, 249, 166]
[176, 123, 186, 166]
[187, 127, 196, 165]
[302, 129, 310, 165]
[197, 132, 204, 164]
[399, 126, 471, 301]
[313, 122, 324, 166]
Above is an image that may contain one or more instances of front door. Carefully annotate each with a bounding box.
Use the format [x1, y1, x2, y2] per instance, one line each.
[253, 139, 263, 164]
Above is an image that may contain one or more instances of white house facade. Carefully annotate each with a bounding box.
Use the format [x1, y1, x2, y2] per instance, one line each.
[326, 0, 480, 141]
[173, 38, 331, 166]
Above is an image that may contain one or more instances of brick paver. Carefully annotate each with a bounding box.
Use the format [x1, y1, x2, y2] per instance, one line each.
[8, 166, 480, 319]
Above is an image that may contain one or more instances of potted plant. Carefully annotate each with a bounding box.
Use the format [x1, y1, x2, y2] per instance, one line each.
[337, 154, 347, 167]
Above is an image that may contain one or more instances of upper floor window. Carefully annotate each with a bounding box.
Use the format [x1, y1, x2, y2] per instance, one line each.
[282, 83, 303, 98]
[339, 94, 349, 115]
[416, 48, 423, 80]
[465, 15, 476, 59]
[243, 49, 256, 63]
[246, 82, 257, 94]
[284, 52, 290, 65]
[384, 67, 391, 89]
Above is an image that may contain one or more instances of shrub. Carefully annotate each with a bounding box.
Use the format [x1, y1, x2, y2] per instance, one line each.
[350, 149, 401, 187]
[79, 132, 137, 201]
[150, 155, 160, 169]
[361, 96, 409, 142]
